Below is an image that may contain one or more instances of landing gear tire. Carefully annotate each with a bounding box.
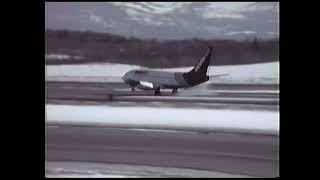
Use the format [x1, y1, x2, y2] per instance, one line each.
[154, 87, 161, 95]
[172, 88, 178, 94]
[131, 87, 135, 91]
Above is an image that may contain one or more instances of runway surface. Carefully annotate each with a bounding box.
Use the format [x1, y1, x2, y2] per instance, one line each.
[46, 126, 279, 177]
[46, 81, 279, 97]
[46, 81, 279, 111]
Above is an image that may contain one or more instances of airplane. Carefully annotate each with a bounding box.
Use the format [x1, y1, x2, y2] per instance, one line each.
[121, 46, 227, 95]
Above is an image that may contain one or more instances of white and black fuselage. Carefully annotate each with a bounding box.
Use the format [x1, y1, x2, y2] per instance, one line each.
[121, 46, 213, 95]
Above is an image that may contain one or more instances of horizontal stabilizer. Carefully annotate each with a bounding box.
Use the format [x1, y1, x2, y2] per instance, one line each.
[209, 74, 229, 78]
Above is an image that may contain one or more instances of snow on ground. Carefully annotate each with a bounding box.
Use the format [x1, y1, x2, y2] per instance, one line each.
[46, 174, 133, 178]
[159, 62, 279, 84]
[46, 161, 251, 178]
[46, 104, 279, 135]
[45, 54, 84, 60]
[46, 61, 279, 84]
[46, 76, 122, 83]
[46, 63, 142, 77]
[46, 63, 141, 82]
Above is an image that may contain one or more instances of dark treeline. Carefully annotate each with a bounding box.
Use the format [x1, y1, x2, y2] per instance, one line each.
[45, 29, 279, 68]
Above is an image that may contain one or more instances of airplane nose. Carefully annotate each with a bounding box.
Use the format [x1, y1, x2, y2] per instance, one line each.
[121, 74, 127, 82]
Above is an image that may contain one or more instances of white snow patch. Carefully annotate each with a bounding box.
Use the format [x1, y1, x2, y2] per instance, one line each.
[46, 76, 122, 83]
[157, 61, 279, 84]
[46, 62, 279, 84]
[46, 63, 143, 77]
[46, 104, 279, 135]
[45, 54, 84, 60]
[126, 128, 190, 133]
[46, 161, 251, 178]
[47, 174, 133, 178]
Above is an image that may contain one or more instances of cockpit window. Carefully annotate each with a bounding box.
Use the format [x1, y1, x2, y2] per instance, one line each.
[134, 71, 148, 74]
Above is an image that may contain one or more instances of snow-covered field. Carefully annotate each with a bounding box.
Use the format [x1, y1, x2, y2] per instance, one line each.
[46, 61, 279, 84]
[160, 62, 279, 84]
[46, 104, 279, 135]
[46, 161, 251, 178]
[45, 54, 84, 61]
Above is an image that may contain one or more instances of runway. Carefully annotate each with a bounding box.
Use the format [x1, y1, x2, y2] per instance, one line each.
[46, 81, 279, 111]
[46, 126, 279, 177]
[46, 81, 279, 90]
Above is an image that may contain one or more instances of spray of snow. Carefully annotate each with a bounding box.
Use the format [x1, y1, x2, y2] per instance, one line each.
[178, 83, 214, 96]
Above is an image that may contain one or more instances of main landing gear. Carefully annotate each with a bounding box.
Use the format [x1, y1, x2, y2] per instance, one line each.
[172, 88, 178, 94]
[154, 88, 178, 95]
[154, 87, 161, 95]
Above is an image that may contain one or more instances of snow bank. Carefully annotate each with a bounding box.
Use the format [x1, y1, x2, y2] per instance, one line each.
[47, 174, 134, 178]
[46, 76, 122, 83]
[158, 62, 279, 84]
[46, 63, 142, 77]
[46, 62, 279, 84]
[46, 104, 279, 135]
[45, 54, 84, 60]
[46, 161, 250, 178]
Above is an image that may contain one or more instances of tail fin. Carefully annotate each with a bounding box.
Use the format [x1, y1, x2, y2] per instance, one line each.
[193, 46, 213, 75]
[183, 46, 213, 85]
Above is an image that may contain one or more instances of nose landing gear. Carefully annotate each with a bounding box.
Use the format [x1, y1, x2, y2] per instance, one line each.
[129, 83, 136, 91]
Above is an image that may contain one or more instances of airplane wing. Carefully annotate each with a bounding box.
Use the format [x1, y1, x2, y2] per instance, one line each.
[208, 74, 229, 82]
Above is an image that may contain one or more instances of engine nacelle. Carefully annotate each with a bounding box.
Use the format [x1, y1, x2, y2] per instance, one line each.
[137, 81, 155, 90]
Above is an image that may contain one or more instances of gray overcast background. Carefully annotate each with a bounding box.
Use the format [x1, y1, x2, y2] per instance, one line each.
[45, 2, 279, 40]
